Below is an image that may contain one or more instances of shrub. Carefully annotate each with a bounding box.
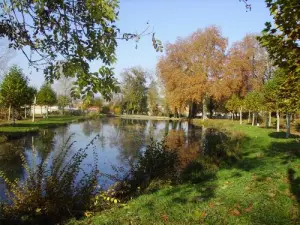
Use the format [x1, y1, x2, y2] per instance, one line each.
[0, 135, 100, 225]
[110, 140, 178, 199]
[101, 106, 110, 114]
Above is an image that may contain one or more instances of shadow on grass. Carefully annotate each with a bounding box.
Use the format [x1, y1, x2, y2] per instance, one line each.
[266, 140, 300, 162]
[268, 132, 300, 139]
[288, 168, 300, 204]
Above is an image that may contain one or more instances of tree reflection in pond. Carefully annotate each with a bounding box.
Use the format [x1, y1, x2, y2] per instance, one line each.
[0, 118, 237, 200]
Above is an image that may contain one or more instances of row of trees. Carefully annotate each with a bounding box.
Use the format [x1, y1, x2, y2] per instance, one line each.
[0, 66, 61, 122]
[157, 27, 272, 118]
[156, 22, 299, 137]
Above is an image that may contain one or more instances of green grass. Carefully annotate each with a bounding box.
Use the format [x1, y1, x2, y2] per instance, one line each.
[0, 116, 86, 135]
[69, 119, 300, 225]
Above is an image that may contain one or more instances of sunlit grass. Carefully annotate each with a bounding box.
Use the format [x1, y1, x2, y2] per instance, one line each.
[0, 116, 85, 133]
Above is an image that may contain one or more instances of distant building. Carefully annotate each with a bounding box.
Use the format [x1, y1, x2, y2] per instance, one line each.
[30, 105, 59, 115]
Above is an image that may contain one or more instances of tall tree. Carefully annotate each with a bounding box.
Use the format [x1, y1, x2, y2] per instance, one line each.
[158, 26, 227, 119]
[121, 67, 148, 115]
[147, 80, 160, 116]
[258, 0, 300, 138]
[0, 65, 30, 122]
[36, 83, 57, 118]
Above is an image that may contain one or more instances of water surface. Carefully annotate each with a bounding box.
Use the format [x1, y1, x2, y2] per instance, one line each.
[0, 118, 208, 200]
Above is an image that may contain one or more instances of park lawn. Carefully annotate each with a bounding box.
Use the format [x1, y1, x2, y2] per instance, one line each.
[0, 116, 86, 134]
[70, 119, 300, 225]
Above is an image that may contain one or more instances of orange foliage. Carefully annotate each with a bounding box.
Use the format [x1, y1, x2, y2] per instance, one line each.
[157, 26, 228, 114]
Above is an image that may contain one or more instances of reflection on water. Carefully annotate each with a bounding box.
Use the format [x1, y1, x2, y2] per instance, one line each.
[0, 118, 214, 201]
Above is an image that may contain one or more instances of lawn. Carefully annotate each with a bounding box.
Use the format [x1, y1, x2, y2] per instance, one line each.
[0, 116, 86, 135]
[70, 119, 300, 225]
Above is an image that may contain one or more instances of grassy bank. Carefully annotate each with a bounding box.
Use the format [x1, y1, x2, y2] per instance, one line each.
[70, 119, 300, 225]
[0, 116, 87, 140]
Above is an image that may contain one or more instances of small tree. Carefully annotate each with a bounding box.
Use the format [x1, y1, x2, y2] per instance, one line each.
[225, 94, 243, 124]
[36, 83, 57, 118]
[24, 86, 37, 119]
[57, 95, 72, 114]
[244, 91, 263, 126]
[262, 70, 285, 131]
[0, 66, 30, 122]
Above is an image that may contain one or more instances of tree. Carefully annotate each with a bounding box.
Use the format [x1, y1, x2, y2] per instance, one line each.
[55, 75, 73, 114]
[244, 91, 263, 126]
[36, 83, 57, 118]
[121, 67, 148, 115]
[258, 0, 300, 137]
[57, 95, 71, 113]
[24, 86, 37, 119]
[225, 94, 244, 124]
[147, 80, 160, 116]
[0, 65, 30, 122]
[158, 26, 227, 119]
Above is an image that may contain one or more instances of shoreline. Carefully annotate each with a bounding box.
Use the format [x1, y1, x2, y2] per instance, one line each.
[0, 116, 88, 142]
[116, 114, 186, 121]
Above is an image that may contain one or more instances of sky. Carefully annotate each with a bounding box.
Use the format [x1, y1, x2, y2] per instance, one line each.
[7, 0, 272, 89]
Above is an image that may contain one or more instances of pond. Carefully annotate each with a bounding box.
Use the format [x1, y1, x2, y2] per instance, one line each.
[0, 118, 220, 201]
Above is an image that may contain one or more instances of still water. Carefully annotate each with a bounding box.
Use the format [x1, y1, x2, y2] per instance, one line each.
[0, 118, 206, 200]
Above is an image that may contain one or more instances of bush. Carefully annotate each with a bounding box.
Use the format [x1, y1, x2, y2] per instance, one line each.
[101, 106, 110, 114]
[110, 140, 178, 199]
[0, 135, 100, 225]
[64, 110, 84, 116]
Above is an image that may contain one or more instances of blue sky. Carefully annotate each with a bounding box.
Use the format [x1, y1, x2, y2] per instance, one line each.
[9, 0, 272, 88]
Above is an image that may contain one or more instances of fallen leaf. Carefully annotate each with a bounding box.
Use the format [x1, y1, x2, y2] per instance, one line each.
[161, 214, 168, 222]
[230, 209, 241, 216]
[244, 204, 253, 212]
[201, 212, 207, 218]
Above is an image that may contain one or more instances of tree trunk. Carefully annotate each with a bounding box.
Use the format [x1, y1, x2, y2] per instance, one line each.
[46, 106, 49, 118]
[231, 112, 234, 120]
[239, 107, 242, 125]
[41, 106, 43, 116]
[252, 112, 255, 126]
[25, 106, 27, 119]
[276, 110, 280, 132]
[13, 108, 16, 125]
[268, 111, 272, 127]
[286, 113, 291, 138]
[248, 111, 251, 123]
[202, 97, 208, 120]
[265, 112, 268, 128]
[174, 107, 179, 118]
[8, 104, 11, 121]
[32, 105, 35, 122]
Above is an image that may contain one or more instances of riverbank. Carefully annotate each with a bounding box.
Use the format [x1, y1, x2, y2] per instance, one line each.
[0, 116, 87, 141]
[117, 114, 184, 121]
[70, 119, 300, 225]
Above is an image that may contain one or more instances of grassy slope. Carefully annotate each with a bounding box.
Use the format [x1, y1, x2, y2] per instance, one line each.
[72, 120, 300, 225]
[0, 116, 85, 134]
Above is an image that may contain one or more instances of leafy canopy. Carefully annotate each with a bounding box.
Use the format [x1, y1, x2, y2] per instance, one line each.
[0, 65, 30, 108]
[0, 0, 163, 100]
[36, 83, 57, 106]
